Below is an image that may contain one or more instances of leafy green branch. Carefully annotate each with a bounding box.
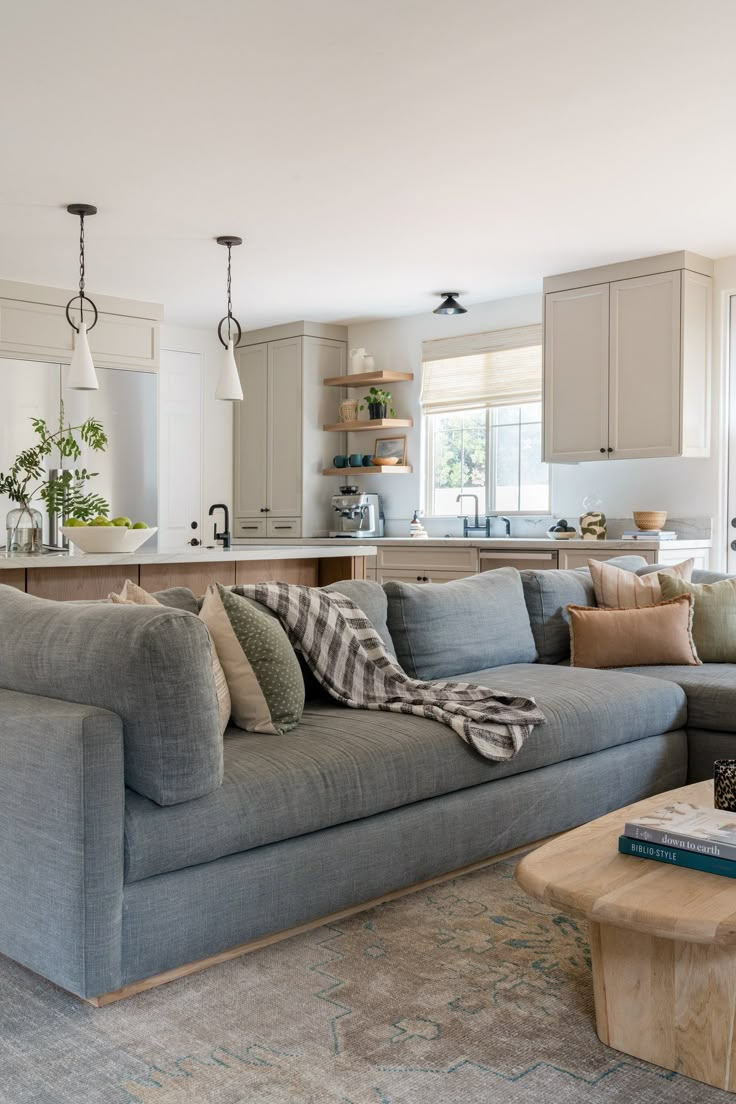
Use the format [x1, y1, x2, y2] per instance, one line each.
[0, 407, 110, 521]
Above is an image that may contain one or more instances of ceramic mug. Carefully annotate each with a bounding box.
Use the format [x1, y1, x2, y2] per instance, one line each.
[333, 455, 347, 468]
[348, 454, 363, 467]
[362, 455, 374, 466]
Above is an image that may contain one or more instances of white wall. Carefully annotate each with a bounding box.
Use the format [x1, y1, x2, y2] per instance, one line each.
[160, 324, 233, 532]
[348, 276, 731, 564]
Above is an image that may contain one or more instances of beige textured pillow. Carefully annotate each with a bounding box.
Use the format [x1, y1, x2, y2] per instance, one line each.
[568, 594, 700, 669]
[589, 557, 694, 609]
[109, 579, 231, 734]
[659, 575, 736, 662]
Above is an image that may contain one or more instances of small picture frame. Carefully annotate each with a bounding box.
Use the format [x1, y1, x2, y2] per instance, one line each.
[373, 435, 407, 464]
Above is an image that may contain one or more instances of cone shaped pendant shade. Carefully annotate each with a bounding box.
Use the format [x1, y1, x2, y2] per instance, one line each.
[67, 323, 99, 390]
[215, 339, 243, 401]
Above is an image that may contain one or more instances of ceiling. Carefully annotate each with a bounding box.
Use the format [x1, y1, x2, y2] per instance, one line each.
[2, 0, 736, 329]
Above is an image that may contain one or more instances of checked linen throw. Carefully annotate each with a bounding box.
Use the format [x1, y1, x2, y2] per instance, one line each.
[232, 582, 545, 762]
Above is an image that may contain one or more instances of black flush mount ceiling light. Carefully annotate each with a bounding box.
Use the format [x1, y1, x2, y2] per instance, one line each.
[215, 235, 244, 401]
[66, 203, 99, 389]
[433, 291, 468, 316]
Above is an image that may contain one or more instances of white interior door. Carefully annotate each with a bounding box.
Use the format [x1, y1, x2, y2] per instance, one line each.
[158, 349, 202, 549]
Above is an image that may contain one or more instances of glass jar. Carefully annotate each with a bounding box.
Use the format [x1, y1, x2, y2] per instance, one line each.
[5, 505, 43, 554]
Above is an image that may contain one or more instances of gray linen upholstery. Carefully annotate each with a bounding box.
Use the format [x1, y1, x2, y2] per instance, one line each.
[0, 584, 222, 805]
[149, 586, 200, 612]
[384, 568, 537, 679]
[687, 728, 736, 782]
[324, 579, 395, 654]
[120, 731, 686, 983]
[520, 555, 649, 664]
[124, 662, 685, 882]
[0, 688, 124, 998]
[637, 563, 730, 585]
[621, 663, 736, 733]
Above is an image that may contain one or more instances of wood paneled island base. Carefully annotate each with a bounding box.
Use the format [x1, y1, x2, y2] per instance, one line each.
[4, 551, 368, 601]
[517, 780, 736, 1093]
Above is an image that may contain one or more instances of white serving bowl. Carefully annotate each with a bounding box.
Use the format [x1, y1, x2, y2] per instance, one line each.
[61, 525, 158, 554]
[546, 530, 579, 540]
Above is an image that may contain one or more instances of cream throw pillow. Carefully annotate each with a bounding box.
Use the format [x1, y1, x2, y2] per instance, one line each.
[568, 594, 700, 669]
[589, 557, 694, 609]
[109, 578, 231, 734]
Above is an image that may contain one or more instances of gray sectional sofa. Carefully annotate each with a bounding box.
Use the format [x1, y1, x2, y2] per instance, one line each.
[0, 554, 733, 1001]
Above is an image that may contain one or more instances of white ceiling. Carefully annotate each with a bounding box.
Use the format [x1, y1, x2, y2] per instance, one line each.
[2, 0, 736, 329]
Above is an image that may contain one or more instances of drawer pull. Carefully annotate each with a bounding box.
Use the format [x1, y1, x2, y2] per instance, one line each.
[273, 525, 292, 530]
[239, 525, 259, 530]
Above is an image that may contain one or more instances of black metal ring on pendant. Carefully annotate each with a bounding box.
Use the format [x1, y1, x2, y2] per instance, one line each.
[65, 293, 99, 333]
[217, 315, 242, 349]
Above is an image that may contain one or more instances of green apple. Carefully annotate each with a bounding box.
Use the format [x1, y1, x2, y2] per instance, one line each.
[64, 518, 87, 527]
[89, 516, 113, 527]
[132, 521, 149, 530]
[111, 516, 132, 528]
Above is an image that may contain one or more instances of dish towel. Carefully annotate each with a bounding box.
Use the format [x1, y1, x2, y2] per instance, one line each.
[232, 581, 545, 762]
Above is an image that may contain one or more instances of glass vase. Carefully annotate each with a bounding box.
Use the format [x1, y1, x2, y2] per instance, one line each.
[6, 505, 43, 554]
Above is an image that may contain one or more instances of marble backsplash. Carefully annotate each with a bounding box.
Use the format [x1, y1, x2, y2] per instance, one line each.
[384, 514, 712, 540]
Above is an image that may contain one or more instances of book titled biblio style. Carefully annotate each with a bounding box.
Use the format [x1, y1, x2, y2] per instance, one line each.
[624, 801, 736, 861]
[618, 835, 736, 878]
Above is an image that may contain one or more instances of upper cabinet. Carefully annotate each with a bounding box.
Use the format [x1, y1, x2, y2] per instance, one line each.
[234, 322, 347, 538]
[0, 279, 162, 372]
[543, 252, 712, 462]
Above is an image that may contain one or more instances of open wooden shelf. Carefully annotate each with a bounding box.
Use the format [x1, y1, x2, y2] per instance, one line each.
[322, 418, 413, 432]
[322, 465, 413, 475]
[323, 370, 414, 388]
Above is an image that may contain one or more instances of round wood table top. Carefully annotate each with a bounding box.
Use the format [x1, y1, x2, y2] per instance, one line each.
[516, 780, 736, 946]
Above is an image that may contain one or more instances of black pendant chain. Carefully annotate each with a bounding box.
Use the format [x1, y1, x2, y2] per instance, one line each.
[65, 203, 99, 333]
[215, 235, 243, 348]
[78, 212, 86, 326]
[226, 243, 233, 341]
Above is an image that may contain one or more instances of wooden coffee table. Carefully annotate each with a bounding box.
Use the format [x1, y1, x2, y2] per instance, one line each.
[517, 780, 736, 1092]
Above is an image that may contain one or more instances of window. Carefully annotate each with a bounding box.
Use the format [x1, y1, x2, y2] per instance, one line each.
[421, 326, 549, 516]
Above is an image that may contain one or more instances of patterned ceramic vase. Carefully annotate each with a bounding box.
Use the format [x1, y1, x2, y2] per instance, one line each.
[714, 760, 736, 811]
[579, 511, 607, 540]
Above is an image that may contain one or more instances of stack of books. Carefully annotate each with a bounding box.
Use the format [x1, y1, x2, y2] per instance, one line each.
[621, 529, 677, 540]
[619, 801, 736, 877]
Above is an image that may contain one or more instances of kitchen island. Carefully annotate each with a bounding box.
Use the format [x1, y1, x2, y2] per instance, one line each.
[0, 545, 376, 601]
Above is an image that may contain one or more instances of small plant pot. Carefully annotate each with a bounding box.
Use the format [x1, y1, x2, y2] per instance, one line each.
[368, 402, 387, 419]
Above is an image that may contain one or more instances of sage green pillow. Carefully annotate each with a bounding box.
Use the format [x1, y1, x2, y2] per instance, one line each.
[659, 575, 736, 662]
[199, 583, 304, 734]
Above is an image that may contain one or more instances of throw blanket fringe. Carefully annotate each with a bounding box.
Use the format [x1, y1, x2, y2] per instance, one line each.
[233, 582, 544, 762]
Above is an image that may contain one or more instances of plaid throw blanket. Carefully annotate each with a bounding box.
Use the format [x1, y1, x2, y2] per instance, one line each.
[233, 582, 545, 763]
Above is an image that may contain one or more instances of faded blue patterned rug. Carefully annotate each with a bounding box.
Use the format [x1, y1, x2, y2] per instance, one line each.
[0, 857, 730, 1103]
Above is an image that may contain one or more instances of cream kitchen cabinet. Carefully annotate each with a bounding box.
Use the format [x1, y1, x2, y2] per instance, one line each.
[234, 322, 347, 537]
[369, 545, 480, 583]
[543, 253, 712, 463]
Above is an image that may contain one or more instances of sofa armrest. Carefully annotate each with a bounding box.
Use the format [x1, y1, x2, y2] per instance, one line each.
[0, 688, 124, 998]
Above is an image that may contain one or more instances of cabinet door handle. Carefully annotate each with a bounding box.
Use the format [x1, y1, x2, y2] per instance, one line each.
[260, 507, 271, 513]
[607, 447, 613, 453]
[599, 447, 606, 453]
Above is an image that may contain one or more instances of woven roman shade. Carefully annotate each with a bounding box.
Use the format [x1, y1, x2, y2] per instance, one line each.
[421, 324, 542, 413]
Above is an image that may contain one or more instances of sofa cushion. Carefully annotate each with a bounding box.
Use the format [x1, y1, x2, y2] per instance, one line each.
[659, 575, 736, 663]
[589, 556, 693, 608]
[520, 555, 649, 665]
[568, 595, 700, 669]
[0, 583, 223, 805]
[324, 579, 394, 655]
[123, 662, 686, 881]
[638, 565, 730, 586]
[620, 663, 736, 733]
[384, 568, 537, 679]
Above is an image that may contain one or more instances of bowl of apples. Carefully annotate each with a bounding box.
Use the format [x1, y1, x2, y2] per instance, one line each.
[61, 516, 157, 554]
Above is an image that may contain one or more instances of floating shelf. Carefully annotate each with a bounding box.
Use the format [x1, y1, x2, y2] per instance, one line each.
[323, 370, 414, 388]
[322, 418, 413, 432]
[322, 465, 413, 475]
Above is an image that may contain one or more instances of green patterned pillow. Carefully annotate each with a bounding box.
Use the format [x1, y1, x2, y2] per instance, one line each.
[199, 583, 304, 734]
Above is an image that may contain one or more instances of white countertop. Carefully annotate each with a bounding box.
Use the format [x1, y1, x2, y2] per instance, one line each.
[234, 536, 711, 551]
[0, 544, 378, 571]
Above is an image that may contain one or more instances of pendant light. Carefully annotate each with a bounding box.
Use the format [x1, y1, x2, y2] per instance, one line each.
[433, 291, 467, 316]
[215, 235, 244, 401]
[66, 203, 100, 390]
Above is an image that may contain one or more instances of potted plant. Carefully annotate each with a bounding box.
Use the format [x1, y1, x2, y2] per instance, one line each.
[0, 407, 109, 554]
[359, 387, 397, 420]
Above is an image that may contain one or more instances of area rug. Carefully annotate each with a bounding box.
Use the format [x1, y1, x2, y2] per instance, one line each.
[0, 857, 730, 1104]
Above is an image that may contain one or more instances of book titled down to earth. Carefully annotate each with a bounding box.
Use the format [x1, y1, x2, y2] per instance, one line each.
[619, 800, 736, 878]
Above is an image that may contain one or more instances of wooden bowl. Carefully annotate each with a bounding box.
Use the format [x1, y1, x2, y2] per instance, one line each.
[632, 510, 667, 531]
[372, 456, 400, 466]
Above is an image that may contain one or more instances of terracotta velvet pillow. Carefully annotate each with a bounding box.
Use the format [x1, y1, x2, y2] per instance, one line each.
[568, 594, 700, 669]
[589, 557, 694, 608]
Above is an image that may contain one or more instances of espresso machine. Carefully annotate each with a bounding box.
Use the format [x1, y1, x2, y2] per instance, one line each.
[330, 488, 384, 538]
